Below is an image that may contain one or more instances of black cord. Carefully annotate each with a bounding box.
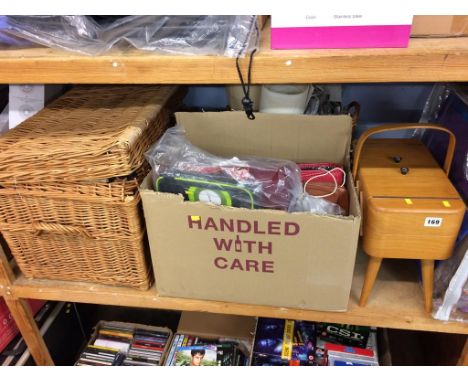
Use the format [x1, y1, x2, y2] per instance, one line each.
[236, 48, 257, 120]
[234, 16, 259, 120]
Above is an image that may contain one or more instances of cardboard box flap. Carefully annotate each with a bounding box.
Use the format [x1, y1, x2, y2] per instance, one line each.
[175, 112, 352, 165]
[177, 312, 256, 341]
[411, 16, 468, 36]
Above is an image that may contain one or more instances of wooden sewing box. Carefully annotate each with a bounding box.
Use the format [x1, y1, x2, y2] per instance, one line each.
[353, 124, 465, 312]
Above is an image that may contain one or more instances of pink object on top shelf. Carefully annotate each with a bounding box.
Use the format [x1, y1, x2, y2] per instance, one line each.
[271, 15, 413, 49]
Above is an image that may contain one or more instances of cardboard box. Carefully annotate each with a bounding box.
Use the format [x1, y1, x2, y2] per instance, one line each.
[165, 312, 256, 365]
[411, 16, 468, 37]
[140, 112, 361, 311]
[257, 15, 269, 31]
[77, 320, 173, 366]
[177, 311, 256, 342]
[271, 14, 413, 49]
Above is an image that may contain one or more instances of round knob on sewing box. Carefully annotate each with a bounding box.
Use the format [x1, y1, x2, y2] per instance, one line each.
[393, 155, 402, 163]
[400, 167, 409, 175]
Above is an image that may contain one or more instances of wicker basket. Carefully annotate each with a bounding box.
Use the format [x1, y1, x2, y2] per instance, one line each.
[1, 229, 152, 289]
[0, 167, 154, 289]
[0, 85, 184, 289]
[346, 101, 360, 134]
[0, 85, 180, 184]
[0, 165, 148, 238]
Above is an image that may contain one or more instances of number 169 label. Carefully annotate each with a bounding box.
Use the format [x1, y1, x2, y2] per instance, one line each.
[424, 217, 443, 227]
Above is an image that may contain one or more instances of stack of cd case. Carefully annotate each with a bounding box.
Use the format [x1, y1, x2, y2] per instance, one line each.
[75, 321, 172, 366]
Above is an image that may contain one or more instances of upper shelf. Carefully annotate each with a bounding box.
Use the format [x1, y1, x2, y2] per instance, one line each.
[6, 250, 468, 335]
[0, 25, 468, 84]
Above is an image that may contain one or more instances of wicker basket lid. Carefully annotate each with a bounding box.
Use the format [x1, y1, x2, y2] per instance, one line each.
[0, 85, 180, 184]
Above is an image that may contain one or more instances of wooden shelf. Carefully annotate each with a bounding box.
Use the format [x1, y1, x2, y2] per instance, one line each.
[7, 250, 468, 335]
[1, 20, 467, 366]
[1, 24, 468, 84]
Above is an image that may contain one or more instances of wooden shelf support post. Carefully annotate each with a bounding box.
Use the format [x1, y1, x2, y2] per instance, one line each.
[0, 243, 54, 366]
[458, 337, 468, 366]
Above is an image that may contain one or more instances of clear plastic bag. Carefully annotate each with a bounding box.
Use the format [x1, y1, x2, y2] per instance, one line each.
[289, 194, 345, 216]
[145, 126, 303, 211]
[419, 84, 468, 201]
[433, 225, 468, 323]
[145, 126, 345, 216]
[0, 105, 8, 136]
[0, 15, 259, 57]
[418, 84, 451, 125]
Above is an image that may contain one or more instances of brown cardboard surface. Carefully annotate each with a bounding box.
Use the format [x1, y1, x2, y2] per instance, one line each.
[347, 173, 360, 218]
[177, 311, 256, 341]
[141, 112, 361, 312]
[176, 112, 352, 166]
[257, 16, 269, 30]
[411, 16, 468, 37]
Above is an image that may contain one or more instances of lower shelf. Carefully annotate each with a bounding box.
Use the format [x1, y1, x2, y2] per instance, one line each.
[6, 250, 468, 335]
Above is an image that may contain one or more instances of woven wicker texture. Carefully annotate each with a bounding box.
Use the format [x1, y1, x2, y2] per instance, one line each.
[0, 85, 184, 289]
[2, 230, 152, 290]
[0, 196, 141, 239]
[0, 164, 149, 238]
[0, 85, 178, 183]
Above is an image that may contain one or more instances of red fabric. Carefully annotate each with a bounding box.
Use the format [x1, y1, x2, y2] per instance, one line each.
[299, 163, 344, 185]
[300, 163, 349, 215]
